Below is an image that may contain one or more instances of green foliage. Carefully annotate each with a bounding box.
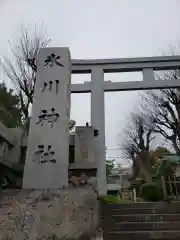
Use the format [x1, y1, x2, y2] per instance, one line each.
[140, 182, 163, 201]
[98, 195, 133, 204]
[99, 195, 120, 203]
[129, 178, 145, 196]
[106, 159, 115, 176]
[150, 147, 171, 165]
[0, 83, 21, 127]
[69, 119, 76, 131]
[153, 154, 180, 179]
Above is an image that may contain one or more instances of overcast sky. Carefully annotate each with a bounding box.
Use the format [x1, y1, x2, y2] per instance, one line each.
[0, 0, 180, 164]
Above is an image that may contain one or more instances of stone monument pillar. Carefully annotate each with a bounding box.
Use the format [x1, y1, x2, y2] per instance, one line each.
[75, 126, 95, 166]
[23, 48, 71, 189]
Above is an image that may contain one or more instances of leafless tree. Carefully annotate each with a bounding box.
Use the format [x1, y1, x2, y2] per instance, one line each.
[1, 24, 51, 121]
[143, 69, 180, 154]
[120, 112, 155, 180]
[1, 24, 76, 132]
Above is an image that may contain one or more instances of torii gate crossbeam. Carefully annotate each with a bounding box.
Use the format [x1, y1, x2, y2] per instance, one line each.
[70, 55, 180, 195]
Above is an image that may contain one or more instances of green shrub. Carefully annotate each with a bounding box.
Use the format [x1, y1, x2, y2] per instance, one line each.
[129, 179, 145, 196]
[140, 182, 163, 202]
[99, 195, 120, 203]
[98, 195, 133, 204]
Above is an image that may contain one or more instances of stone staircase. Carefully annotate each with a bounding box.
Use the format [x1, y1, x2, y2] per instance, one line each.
[101, 202, 180, 240]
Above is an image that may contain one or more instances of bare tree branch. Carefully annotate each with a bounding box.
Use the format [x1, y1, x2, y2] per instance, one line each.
[142, 68, 180, 154]
[120, 112, 156, 180]
[1, 24, 51, 121]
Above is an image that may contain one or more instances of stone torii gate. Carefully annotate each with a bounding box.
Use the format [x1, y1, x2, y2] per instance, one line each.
[23, 47, 180, 195]
[71, 55, 180, 195]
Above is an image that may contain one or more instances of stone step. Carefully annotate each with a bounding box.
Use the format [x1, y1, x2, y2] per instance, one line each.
[101, 202, 180, 209]
[103, 208, 180, 215]
[111, 213, 180, 222]
[102, 205, 180, 215]
[101, 203, 180, 240]
[103, 230, 180, 240]
[109, 221, 180, 231]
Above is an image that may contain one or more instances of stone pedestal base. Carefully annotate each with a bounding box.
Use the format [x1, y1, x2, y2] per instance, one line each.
[0, 188, 100, 240]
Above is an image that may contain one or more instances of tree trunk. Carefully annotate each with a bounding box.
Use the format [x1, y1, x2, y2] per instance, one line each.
[137, 150, 152, 182]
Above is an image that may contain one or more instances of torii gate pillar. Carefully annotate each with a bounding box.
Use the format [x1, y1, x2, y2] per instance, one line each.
[91, 67, 107, 195]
